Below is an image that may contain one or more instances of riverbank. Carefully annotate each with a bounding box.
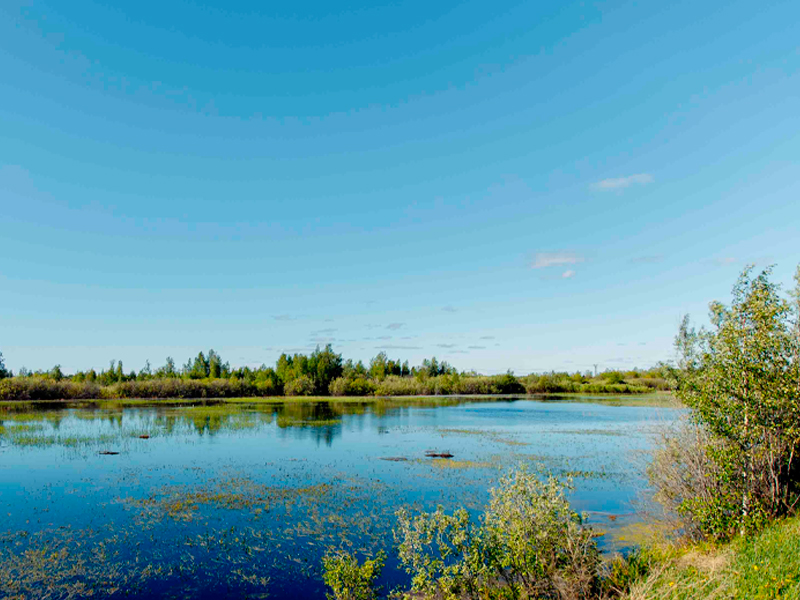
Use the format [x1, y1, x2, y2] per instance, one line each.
[622, 516, 800, 599]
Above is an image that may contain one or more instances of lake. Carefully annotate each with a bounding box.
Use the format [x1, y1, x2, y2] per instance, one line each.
[0, 395, 679, 599]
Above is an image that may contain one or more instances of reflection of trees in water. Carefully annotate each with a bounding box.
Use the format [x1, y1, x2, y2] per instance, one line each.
[1, 396, 523, 443]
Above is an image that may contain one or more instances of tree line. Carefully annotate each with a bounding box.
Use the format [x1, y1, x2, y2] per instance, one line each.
[0, 346, 666, 400]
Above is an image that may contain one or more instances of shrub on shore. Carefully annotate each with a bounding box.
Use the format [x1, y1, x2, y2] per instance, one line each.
[650, 266, 800, 541]
[392, 466, 600, 600]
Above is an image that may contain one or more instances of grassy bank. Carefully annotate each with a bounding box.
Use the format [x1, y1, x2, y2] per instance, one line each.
[624, 517, 800, 600]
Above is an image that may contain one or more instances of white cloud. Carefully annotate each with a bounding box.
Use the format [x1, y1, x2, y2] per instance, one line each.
[562, 270, 575, 279]
[386, 322, 405, 330]
[442, 306, 457, 313]
[591, 173, 654, 191]
[531, 251, 584, 269]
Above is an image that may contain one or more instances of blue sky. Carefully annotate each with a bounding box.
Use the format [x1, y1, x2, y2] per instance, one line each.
[1, 0, 799, 375]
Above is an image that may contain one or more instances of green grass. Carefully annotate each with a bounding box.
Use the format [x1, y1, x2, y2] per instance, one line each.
[625, 517, 800, 599]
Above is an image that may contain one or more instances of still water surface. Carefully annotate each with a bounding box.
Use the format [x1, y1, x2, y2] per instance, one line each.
[0, 396, 678, 599]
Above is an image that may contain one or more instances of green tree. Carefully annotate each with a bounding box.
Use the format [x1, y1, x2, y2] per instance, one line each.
[138, 360, 152, 381]
[186, 352, 208, 379]
[208, 350, 224, 379]
[50, 364, 64, 381]
[0, 351, 9, 379]
[309, 345, 344, 394]
[369, 352, 389, 381]
[276, 353, 296, 383]
[661, 265, 800, 539]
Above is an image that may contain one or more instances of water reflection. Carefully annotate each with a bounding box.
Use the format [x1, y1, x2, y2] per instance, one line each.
[0, 396, 678, 599]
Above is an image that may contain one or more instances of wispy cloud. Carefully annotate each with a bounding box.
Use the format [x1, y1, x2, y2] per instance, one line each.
[468, 345, 486, 350]
[630, 255, 664, 264]
[442, 305, 457, 313]
[562, 270, 575, 279]
[437, 343, 456, 349]
[386, 323, 405, 330]
[377, 344, 422, 350]
[591, 173, 654, 191]
[273, 314, 294, 321]
[531, 251, 584, 269]
[480, 336, 495, 340]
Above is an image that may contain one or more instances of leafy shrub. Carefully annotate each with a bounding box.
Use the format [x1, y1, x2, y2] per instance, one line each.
[373, 376, 428, 396]
[284, 374, 316, 396]
[329, 377, 377, 396]
[0, 377, 102, 400]
[322, 550, 385, 600]
[652, 266, 800, 540]
[394, 466, 600, 600]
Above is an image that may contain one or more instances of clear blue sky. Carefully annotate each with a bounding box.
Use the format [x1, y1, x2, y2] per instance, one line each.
[1, 0, 799, 375]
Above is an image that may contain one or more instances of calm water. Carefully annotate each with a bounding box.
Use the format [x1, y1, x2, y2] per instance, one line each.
[0, 396, 678, 599]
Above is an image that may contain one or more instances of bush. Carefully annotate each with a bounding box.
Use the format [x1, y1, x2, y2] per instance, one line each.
[0, 377, 102, 400]
[373, 376, 428, 396]
[394, 466, 600, 600]
[284, 375, 316, 396]
[329, 377, 377, 397]
[652, 266, 800, 540]
[322, 550, 385, 600]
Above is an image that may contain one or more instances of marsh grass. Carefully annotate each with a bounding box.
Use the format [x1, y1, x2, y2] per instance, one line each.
[276, 415, 342, 428]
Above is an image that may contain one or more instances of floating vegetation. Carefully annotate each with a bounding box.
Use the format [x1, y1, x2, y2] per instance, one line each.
[276, 415, 342, 428]
[437, 427, 530, 446]
[6, 432, 119, 448]
[419, 459, 495, 470]
[126, 477, 341, 521]
[562, 469, 613, 480]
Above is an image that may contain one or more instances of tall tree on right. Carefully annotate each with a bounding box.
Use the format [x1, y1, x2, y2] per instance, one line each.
[658, 265, 800, 539]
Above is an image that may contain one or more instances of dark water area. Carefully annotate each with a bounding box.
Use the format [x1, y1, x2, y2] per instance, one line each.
[0, 396, 679, 599]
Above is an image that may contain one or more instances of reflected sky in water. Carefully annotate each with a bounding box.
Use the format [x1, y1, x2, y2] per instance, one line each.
[0, 396, 679, 599]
